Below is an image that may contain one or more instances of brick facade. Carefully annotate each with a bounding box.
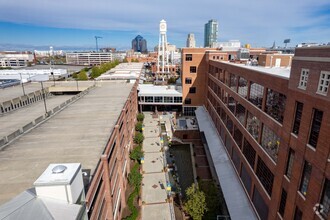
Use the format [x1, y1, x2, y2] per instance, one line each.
[182, 46, 330, 219]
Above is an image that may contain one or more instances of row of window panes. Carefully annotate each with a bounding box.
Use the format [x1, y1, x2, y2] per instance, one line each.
[208, 85, 280, 162]
[298, 69, 330, 95]
[209, 74, 286, 124]
[208, 99, 275, 202]
[283, 149, 330, 218]
[139, 96, 182, 103]
[292, 101, 323, 149]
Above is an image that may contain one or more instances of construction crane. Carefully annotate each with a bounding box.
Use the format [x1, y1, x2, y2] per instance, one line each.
[95, 36, 102, 52]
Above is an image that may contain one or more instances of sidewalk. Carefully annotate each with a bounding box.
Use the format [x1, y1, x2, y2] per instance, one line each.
[141, 112, 174, 220]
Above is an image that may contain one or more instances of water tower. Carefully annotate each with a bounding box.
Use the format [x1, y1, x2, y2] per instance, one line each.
[157, 19, 169, 81]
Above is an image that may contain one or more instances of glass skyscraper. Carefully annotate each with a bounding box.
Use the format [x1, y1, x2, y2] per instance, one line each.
[204, 19, 218, 47]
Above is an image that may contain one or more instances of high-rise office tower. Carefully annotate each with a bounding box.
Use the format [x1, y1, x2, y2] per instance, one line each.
[204, 19, 218, 47]
[132, 35, 148, 53]
[186, 33, 196, 48]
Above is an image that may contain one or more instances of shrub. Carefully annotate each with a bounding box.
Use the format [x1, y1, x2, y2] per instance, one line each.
[134, 132, 144, 144]
[137, 113, 144, 122]
[130, 145, 144, 161]
[135, 122, 143, 132]
[128, 163, 142, 188]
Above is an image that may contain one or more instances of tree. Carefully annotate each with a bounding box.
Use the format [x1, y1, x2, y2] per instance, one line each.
[135, 122, 143, 132]
[134, 132, 144, 144]
[137, 113, 144, 122]
[167, 77, 177, 84]
[77, 70, 88, 80]
[183, 184, 207, 220]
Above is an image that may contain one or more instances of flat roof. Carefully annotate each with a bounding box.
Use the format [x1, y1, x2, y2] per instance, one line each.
[0, 81, 94, 103]
[138, 84, 182, 96]
[18, 65, 86, 73]
[195, 106, 258, 220]
[220, 61, 291, 79]
[0, 81, 134, 205]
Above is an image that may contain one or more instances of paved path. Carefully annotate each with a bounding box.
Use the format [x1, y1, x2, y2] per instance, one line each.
[141, 112, 175, 220]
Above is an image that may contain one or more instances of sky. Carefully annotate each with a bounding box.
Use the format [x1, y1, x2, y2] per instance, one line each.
[0, 0, 329, 51]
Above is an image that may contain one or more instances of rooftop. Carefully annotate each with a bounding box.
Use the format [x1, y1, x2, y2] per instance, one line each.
[220, 61, 291, 79]
[0, 80, 134, 205]
[138, 84, 182, 96]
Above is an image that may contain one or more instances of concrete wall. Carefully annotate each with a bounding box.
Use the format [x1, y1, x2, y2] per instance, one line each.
[0, 88, 50, 115]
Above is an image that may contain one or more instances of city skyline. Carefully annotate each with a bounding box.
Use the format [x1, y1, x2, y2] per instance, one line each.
[0, 0, 329, 51]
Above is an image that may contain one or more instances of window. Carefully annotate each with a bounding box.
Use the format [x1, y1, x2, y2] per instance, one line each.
[317, 71, 330, 95]
[185, 77, 192, 84]
[299, 161, 312, 196]
[285, 149, 295, 179]
[235, 103, 246, 125]
[174, 97, 182, 103]
[308, 108, 323, 148]
[241, 165, 252, 192]
[164, 97, 173, 103]
[184, 98, 191, 104]
[292, 102, 303, 135]
[246, 112, 260, 141]
[226, 117, 233, 134]
[189, 87, 196, 93]
[238, 77, 248, 98]
[253, 188, 269, 220]
[233, 126, 243, 148]
[298, 69, 309, 89]
[154, 96, 163, 103]
[260, 125, 280, 162]
[145, 96, 153, 102]
[243, 139, 256, 168]
[232, 148, 241, 172]
[279, 189, 287, 217]
[320, 179, 330, 218]
[227, 95, 236, 113]
[249, 82, 264, 109]
[294, 207, 303, 220]
[256, 157, 274, 196]
[229, 74, 237, 92]
[190, 66, 197, 73]
[265, 89, 286, 123]
[185, 54, 192, 61]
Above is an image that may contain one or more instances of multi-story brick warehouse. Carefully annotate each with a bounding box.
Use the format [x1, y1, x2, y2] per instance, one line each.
[182, 46, 330, 219]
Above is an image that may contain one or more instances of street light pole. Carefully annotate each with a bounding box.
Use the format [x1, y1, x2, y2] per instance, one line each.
[51, 72, 55, 86]
[19, 73, 26, 96]
[76, 79, 79, 91]
[40, 81, 48, 115]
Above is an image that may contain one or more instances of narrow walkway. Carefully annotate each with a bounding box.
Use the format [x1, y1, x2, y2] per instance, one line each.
[141, 112, 175, 220]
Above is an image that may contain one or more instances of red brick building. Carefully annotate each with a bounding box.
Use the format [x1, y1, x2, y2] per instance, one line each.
[182, 46, 330, 219]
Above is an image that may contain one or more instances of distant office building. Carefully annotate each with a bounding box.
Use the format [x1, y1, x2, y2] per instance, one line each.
[186, 33, 196, 48]
[204, 19, 218, 47]
[132, 35, 148, 53]
[0, 51, 34, 68]
[66, 52, 113, 65]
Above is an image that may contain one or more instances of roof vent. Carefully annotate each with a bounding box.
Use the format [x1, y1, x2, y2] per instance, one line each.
[52, 165, 67, 174]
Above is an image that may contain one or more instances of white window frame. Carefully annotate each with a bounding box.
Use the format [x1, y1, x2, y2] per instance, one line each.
[298, 68, 309, 90]
[317, 71, 330, 95]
